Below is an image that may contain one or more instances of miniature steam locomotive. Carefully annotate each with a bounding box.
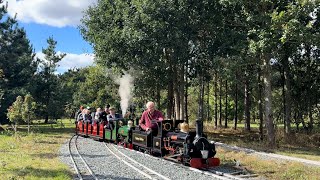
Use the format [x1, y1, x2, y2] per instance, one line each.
[76, 118, 220, 169]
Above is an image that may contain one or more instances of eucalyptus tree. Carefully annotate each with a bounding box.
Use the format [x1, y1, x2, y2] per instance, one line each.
[72, 65, 118, 109]
[80, 0, 224, 120]
[271, 0, 320, 134]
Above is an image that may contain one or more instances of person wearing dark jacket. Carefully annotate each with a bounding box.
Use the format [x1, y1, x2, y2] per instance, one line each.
[107, 107, 122, 130]
[75, 106, 84, 123]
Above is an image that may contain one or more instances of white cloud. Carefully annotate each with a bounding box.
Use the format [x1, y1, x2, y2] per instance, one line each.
[5, 0, 97, 27]
[36, 52, 95, 73]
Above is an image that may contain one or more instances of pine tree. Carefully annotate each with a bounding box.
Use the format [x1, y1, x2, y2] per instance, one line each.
[35, 37, 65, 123]
[0, 1, 37, 123]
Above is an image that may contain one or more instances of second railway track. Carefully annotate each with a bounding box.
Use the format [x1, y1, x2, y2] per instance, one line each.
[68, 135, 98, 180]
[105, 143, 171, 180]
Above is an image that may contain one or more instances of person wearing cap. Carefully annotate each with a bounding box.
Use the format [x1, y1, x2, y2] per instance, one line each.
[139, 101, 164, 133]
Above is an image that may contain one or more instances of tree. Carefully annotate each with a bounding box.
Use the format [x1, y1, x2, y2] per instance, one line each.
[35, 37, 65, 123]
[7, 96, 23, 134]
[0, 2, 37, 123]
[21, 94, 36, 134]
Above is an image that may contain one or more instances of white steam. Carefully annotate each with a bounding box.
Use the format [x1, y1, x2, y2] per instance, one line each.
[117, 73, 134, 117]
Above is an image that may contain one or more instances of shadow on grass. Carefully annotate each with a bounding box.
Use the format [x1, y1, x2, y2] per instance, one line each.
[14, 125, 76, 135]
[9, 166, 71, 179]
[31, 153, 58, 159]
[206, 130, 320, 157]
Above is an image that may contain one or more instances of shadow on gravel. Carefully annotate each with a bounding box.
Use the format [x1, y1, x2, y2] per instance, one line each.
[81, 154, 110, 158]
[8, 166, 71, 178]
[96, 174, 139, 180]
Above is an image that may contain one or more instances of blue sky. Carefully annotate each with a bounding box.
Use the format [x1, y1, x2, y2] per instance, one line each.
[22, 23, 93, 54]
[4, 0, 97, 73]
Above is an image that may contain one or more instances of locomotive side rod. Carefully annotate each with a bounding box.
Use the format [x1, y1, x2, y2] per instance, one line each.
[105, 143, 171, 180]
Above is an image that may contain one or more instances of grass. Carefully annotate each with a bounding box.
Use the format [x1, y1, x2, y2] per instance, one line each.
[1, 119, 319, 179]
[195, 121, 320, 179]
[216, 147, 320, 180]
[0, 119, 74, 180]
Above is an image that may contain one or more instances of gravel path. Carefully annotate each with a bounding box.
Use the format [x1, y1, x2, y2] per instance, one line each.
[60, 135, 227, 180]
[212, 141, 320, 167]
[60, 135, 148, 180]
[60, 134, 320, 180]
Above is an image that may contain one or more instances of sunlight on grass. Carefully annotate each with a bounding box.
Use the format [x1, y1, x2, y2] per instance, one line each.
[0, 119, 74, 180]
[216, 147, 320, 180]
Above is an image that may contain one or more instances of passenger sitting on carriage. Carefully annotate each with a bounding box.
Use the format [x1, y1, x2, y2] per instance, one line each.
[76, 108, 85, 122]
[107, 106, 123, 120]
[92, 107, 102, 124]
[139, 101, 164, 134]
[98, 105, 110, 122]
[75, 106, 84, 123]
[107, 106, 122, 130]
[83, 107, 93, 123]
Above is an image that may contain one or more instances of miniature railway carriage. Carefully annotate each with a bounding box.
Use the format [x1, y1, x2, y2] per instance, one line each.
[76, 118, 220, 169]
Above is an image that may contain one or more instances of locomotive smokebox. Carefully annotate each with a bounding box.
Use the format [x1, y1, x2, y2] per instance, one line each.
[195, 119, 203, 138]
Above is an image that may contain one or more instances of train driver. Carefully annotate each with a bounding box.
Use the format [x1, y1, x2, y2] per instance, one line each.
[139, 101, 164, 133]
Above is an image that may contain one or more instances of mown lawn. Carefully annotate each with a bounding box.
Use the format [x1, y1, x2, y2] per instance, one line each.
[0, 119, 74, 180]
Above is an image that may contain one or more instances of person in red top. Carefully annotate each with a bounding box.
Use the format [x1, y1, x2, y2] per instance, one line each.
[139, 101, 164, 132]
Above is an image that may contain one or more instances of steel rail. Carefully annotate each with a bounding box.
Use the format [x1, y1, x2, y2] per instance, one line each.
[105, 143, 171, 180]
[69, 135, 98, 180]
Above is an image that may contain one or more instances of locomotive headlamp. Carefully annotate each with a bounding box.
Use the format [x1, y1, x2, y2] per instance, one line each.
[128, 120, 133, 128]
[201, 150, 209, 159]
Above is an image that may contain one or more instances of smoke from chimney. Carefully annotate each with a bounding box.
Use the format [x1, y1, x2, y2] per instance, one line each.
[117, 73, 134, 117]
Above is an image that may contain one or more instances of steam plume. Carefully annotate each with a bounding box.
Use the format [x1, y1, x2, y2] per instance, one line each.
[117, 73, 134, 117]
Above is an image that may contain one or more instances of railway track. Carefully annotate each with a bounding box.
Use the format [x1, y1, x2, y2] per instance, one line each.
[197, 165, 259, 180]
[105, 143, 171, 180]
[68, 135, 98, 180]
[115, 145, 259, 180]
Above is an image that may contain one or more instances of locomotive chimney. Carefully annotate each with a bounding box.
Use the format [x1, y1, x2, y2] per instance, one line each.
[195, 119, 203, 138]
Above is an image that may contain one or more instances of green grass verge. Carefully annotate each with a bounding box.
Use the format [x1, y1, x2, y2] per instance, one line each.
[217, 147, 320, 180]
[0, 119, 74, 180]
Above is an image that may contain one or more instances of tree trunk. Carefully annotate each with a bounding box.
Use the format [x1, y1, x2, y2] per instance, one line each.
[219, 78, 222, 127]
[234, 81, 238, 130]
[167, 75, 174, 119]
[165, 48, 174, 119]
[283, 53, 291, 134]
[173, 64, 180, 120]
[225, 79, 228, 128]
[156, 83, 161, 110]
[309, 101, 314, 130]
[214, 72, 218, 128]
[258, 67, 264, 140]
[207, 81, 210, 122]
[198, 76, 205, 120]
[184, 62, 189, 123]
[28, 114, 30, 134]
[179, 66, 185, 120]
[244, 70, 251, 131]
[263, 55, 275, 147]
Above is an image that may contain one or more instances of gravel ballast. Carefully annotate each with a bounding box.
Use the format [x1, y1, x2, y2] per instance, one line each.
[60, 135, 225, 180]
